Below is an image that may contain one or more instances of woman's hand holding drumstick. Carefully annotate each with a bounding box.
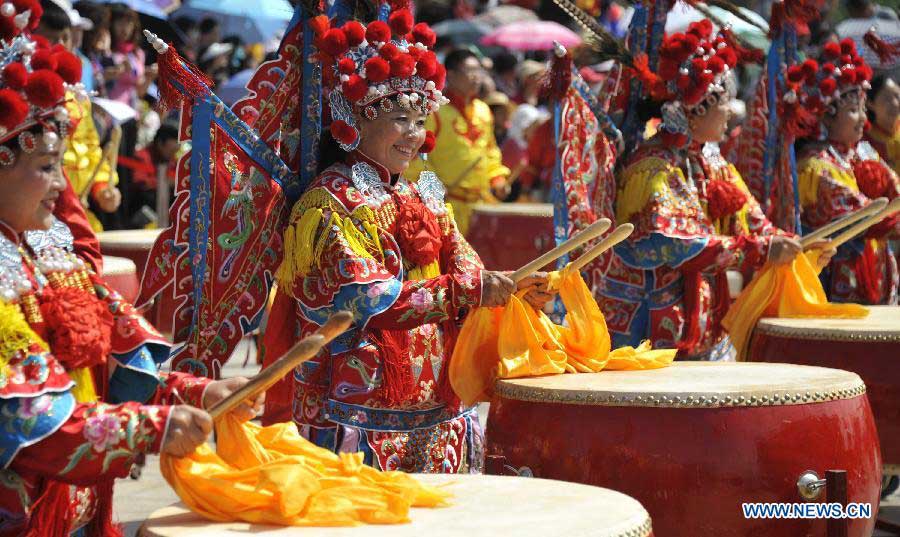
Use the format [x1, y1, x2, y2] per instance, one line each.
[800, 197, 888, 249]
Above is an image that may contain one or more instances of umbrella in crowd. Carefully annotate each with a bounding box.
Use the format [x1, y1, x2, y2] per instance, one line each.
[94, 0, 168, 18]
[474, 4, 539, 27]
[481, 20, 582, 51]
[174, 0, 294, 43]
[433, 18, 493, 46]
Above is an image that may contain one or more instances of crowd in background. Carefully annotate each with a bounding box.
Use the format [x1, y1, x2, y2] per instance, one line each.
[44, 0, 900, 231]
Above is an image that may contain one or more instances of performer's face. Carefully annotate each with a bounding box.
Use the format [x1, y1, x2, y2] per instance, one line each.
[0, 142, 66, 232]
[825, 94, 866, 148]
[357, 103, 427, 175]
[688, 94, 731, 144]
[869, 78, 900, 134]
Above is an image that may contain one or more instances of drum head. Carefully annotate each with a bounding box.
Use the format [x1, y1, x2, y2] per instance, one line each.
[756, 306, 900, 342]
[495, 362, 865, 408]
[139, 474, 651, 537]
[97, 229, 163, 249]
[101, 255, 136, 276]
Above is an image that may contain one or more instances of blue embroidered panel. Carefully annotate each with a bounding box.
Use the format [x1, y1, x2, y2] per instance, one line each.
[0, 390, 75, 468]
[615, 233, 708, 270]
[107, 344, 168, 404]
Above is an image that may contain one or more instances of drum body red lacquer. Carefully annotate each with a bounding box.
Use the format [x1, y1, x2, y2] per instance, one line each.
[98, 229, 175, 337]
[465, 203, 553, 270]
[750, 306, 900, 467]
[486, 362, 882, 537]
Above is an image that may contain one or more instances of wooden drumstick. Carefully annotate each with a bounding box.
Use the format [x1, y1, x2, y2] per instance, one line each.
[510, 218, 612, 283]
[826, 197, 900, 250]
[207, 311, 354, 421]
[800, 197, 888, 248]
[564, 223, 634, 274]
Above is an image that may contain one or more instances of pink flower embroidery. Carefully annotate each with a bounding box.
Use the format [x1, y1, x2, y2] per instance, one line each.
[83, 413, 122, 452]
[366, 281, 391, 299]
[409, 288, 434, 313]
[457, 272, 476, 289]
[17, 394, 53, 419]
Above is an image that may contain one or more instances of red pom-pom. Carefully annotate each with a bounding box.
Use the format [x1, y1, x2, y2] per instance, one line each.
[706, 179, 748, 220]
[707, 56, 726, 74]
[343, 74, 368, 102]
[342, 21, 365, 47]
[787, 65, 805, 83]
[40, 286, 113, 371]
[366, 20, 391, 43]
[691, 57, 707, 73]
[431, 63, 446, 89]
[718, 48, 738, 67]
[840, 38, 856, 55]
[660, 129, 689, 148]
[54, 51, 82, 84]
[379, 42, 400, 61]
[31, 49, 57, 71]
[412, 22, 436, 47]
[858, 64, 873, 82]
[320, 28, 349, 56]
[330, 119, 358, 145]
[0, 89, 28, 130]
[25, 70, 65, 108]
[415, 53, 437, 79]
[390, 54, 415, 78]
[388, 9, 414, 36]
[802, 59, 818, 77]
[852, 159, 892, 198]
[11, 0, 41, 30]
[338, 57, 357, 74]
[419, 130, 435, 153]
[840, 67, 857, 85]
[823, 41, 841, 59]
[822, 62, 836, 74]
[3, 62, 27, 90]
[676, 74, 692, 91]
[310, 15, 331, 37]
[0, 15, 17, 41]
[819, 77, 838, 96]
[365, 56, 391, 82]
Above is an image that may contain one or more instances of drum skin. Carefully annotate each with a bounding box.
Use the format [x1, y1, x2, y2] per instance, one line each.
[101, 256, 138, 303]
[486, 365, 882, 537]
[749, 308, 900, 466]
[465, 203, 553, 270]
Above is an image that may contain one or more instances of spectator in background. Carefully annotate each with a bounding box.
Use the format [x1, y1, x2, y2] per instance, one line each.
[406, 47, 511, 234]
[75, 1, 111, 94]
[199, 41, 235, 90]
[492, 51, 520, 97]
[197, 17, 221, 60]
[501, 104, 549, 201]
[484, 91, 513, 145]
[866, 73, 900, 174]
[38, 0, 121, 230]
[128, 123, 180, 218]
[515, 59, 546, 106]
[172, 15, 199, 61]
[836, 0, 900, 72]
[107, 3, 152, 108]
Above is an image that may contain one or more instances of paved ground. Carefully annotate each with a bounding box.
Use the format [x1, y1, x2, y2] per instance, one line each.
[116, 338, 900, 535]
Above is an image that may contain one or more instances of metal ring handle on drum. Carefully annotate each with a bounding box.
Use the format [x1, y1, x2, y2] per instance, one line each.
[797, 470, 827, 501]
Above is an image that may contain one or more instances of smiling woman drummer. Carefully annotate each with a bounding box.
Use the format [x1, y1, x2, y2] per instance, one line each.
[264, 10, 552, 474]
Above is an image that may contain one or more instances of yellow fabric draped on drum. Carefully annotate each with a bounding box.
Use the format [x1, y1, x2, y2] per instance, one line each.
[160, 416, 449, 526]
[450, 270, 677, 405]
[722, 251, 869, 361]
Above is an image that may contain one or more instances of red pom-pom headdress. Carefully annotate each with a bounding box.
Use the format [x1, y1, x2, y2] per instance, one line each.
[0, 1, 83, 166]
[781, 38, 873, 139]
[315, 9, 449, 152]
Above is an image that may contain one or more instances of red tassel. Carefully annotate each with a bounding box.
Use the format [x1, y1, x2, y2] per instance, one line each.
[25, 482, 74, 537]
[855, 240, 884, 304]
[436, 319, 461, 410]
[540, 47, 573, 102]
[259, 291, 298, 426]
[676, 271, 703, 356]
[706, 179, 748, 220]
[85, 479, 122, 537]
[632, 54, 668, 101]
[156, 44, 213, 112]
[864, 29, 900, 64]
[369, 328, 416, 406]
[720, 28, 765, 64]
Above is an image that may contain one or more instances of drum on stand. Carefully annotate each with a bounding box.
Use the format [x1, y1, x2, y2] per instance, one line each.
[97, 229, 174, 337]
[486, 362, 882, 537]
[750, 306, 900, 474]
[138, 474, 653, 537]
[465, 203, 553, 270]
[101, 255, 138, 303]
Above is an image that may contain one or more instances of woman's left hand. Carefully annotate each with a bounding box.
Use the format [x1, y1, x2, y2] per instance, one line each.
[202, 377, 265, 422]
[517, 272, 557, 310]
[804, 239, 838, 271]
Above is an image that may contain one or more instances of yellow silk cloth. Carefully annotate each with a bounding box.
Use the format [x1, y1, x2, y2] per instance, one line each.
[160, 416, 449, 526]
[722, 251, 869, 361]
[450, 270, 677, 405]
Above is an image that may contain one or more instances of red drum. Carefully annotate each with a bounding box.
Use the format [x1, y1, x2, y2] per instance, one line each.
[97, 229, 174, 337]
[487, 362, 882, 537]
[750, 306, 900, 471]
[465, 203, 553, 270]
[101, 255, 138, 303]
[138, 474, 653, 537]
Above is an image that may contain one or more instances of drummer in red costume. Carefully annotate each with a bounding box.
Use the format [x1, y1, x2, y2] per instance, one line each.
[0, 7, 261, 534]
[788, 39, 900, 304]
[266, 11, 548, 473]
[600, 21, 830, 360]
